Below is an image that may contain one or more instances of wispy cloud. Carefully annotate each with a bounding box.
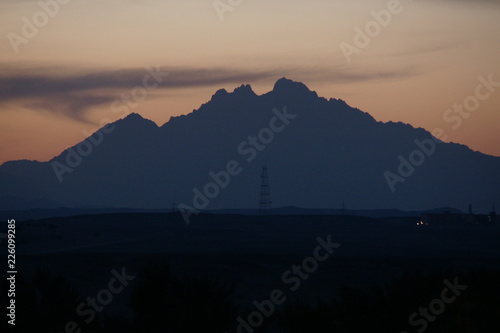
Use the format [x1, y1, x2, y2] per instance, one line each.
[0, 65, 277, 122]
[380, 40, 463, 59]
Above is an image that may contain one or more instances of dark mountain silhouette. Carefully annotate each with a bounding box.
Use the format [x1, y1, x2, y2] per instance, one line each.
[0, 78, 498, 211]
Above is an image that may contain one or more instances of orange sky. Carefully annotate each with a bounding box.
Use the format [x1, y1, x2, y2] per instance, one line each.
[1, 0, 499, 164]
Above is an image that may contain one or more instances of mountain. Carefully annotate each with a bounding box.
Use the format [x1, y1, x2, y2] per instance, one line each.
[1, 78, 499, 212]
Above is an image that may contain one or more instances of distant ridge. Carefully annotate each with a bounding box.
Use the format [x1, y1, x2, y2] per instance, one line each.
[0, 206, 464, 222]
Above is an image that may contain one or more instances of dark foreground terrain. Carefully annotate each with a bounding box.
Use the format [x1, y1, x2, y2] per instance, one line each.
[2, 213, 499, 332]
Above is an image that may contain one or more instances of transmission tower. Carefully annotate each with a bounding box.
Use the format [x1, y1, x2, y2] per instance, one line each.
[259, 166, 272, 212]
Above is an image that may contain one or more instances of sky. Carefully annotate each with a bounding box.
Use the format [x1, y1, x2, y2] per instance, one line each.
[0, 0, 499, 164]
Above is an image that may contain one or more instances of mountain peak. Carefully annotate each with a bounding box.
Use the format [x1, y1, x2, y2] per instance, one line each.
[123, 112, 145, 121]
[272, 78, 316, 97]
[210, 85, 255, 103]
[114, 112, 158, 130]
[233, 84, 255, 96]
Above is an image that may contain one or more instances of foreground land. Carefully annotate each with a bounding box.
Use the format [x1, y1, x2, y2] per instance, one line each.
[2, 213, 500, 332]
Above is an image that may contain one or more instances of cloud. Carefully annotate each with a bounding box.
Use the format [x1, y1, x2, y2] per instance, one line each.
[0, 66, 273, 100]
[24, 94, 117, 124]
[0, 64, 420, 123]
[312, 65, 420, 84]
[380, 40, 463, 59]
[0, 65, 278, 123]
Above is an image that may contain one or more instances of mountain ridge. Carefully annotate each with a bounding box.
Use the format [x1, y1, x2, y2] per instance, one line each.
[1, 78, 498, 212]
